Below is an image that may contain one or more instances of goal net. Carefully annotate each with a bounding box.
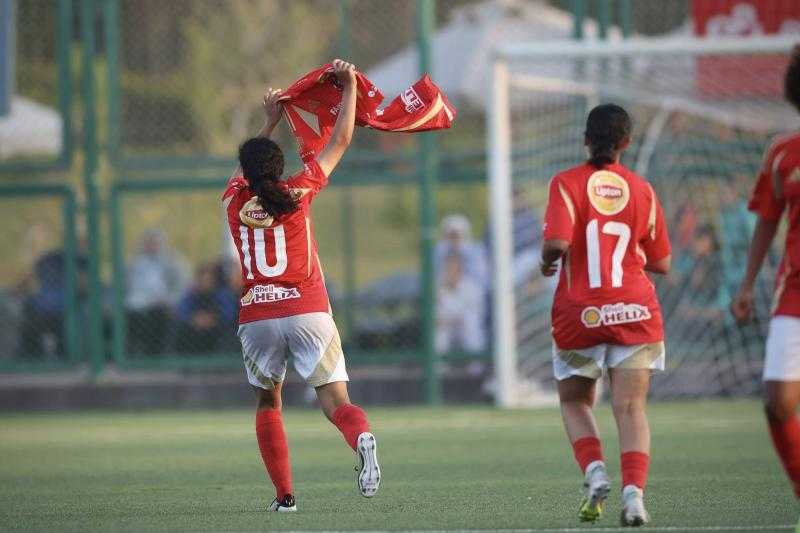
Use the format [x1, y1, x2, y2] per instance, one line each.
[487, 36, 798, 407]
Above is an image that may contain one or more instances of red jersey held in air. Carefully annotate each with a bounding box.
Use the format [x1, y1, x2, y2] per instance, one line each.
[749, 131, 800, 318]
[222, 160, 330, 324]
[544, 162, 671, 350]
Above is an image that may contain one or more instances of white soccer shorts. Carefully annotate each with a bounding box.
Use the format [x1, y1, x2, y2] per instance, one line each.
[763, 315, 800, 382]
[237, 312, 349, 390]
[553, 342, 665, 381]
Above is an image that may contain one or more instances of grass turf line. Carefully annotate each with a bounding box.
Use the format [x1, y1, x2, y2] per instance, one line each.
[0, 399, 795, 531]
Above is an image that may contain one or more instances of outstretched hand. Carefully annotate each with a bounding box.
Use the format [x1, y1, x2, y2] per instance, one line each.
[332, 58, 356, 85]
[263, 87, 283, 127]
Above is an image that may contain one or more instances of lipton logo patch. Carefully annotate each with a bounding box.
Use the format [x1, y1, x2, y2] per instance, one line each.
[239, 196, 274, 229]
[587, 171, 630, 216]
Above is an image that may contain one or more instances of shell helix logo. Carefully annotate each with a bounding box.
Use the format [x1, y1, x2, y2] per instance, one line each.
[241, 285, 301, 306]
[581, 303, 651, 328]
[587, 171, 630, 216]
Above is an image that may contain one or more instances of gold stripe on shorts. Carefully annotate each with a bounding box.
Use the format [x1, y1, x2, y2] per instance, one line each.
[616, 342, 664, 369]
[556, 349, 601, 377]
[244, 354, 275, 390]
[306, 328, 344, 387]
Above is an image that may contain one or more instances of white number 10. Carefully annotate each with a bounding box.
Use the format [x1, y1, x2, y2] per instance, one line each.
[586, 219, 631, 289]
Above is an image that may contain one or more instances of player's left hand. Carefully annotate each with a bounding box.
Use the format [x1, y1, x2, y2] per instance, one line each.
[263, 87, 283, 126]
[540, 260, 558, 277]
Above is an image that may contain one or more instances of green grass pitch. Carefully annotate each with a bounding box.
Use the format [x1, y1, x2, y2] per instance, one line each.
[0, 399, 796, 531]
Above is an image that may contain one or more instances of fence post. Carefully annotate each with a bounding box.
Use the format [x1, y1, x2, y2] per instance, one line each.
[416, 0, 440, 405]
[0, 0, 14, 117]
[103, 0, 121, 165]
[62, 190, 79, 363]
[598, 0, 611, 40]
[572, 0, 585, 40]
[81, 0, 104, 375]
[619, 0, 633, 38]
[338, 0, 356, 342]
[110, 185, 126, 364]
[57, 0, 74, 168]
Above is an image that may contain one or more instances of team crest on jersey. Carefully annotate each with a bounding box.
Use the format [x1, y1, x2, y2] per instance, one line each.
[587, 171, 630, 216]
[581, 303, 651, 328]
[239, 196, 274, 228]
[241, 284, 301, 306]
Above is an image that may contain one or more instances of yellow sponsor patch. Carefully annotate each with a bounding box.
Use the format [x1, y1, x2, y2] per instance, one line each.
[239, 196, 274, 228]
[586, 170, 630, 216]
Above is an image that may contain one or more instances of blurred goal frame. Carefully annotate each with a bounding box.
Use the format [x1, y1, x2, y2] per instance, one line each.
[487, 35, 797, 408]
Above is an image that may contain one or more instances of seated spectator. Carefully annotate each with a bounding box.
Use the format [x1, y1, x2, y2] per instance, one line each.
[435, 252, 486, 354]
[435, 214, 489, 290]
[19, 247, 88, 359]
[173, 263, 230, 354]
[125, 229, 189, 356]
[214, 257, 243, 352]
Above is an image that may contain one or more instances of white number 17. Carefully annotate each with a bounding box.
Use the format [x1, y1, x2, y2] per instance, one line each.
[586, 219, 631, 289]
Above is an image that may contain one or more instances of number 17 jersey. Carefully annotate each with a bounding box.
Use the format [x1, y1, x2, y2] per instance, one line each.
[543, 162, 671, 350]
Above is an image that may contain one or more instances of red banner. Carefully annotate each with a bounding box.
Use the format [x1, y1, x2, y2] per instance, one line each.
[692, 1, 798, 98]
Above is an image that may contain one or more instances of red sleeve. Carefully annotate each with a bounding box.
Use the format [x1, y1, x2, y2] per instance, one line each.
[641, 191, 671, 262]
[543, 176, 575, 242]
[222, 174, 247, 201]
[748, 144, 785, 221]
[286, 159, 329, 205]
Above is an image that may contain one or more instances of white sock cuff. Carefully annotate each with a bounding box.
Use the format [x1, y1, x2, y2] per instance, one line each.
[585, 460, 605, 474]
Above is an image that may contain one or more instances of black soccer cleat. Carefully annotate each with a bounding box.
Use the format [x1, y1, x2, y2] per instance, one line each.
[267, 493, 297, 512]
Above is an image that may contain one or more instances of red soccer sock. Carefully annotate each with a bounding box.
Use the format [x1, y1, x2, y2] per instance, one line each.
[621, 451, 650, 490]
[768, 415, 800, 498]
[255, 409, 293, 499]
[572, 436, 604, 473]
[332, 403, 370, 450]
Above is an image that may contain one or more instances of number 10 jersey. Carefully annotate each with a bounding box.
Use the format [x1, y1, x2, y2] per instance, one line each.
[543, 162, 671, 350]
[222, 160, 331, 324]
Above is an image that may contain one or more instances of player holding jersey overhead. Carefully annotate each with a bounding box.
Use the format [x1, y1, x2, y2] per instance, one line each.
[541, 104, 671, 527]
[222, 60, 380, 512]
[731, 46, 800, 517]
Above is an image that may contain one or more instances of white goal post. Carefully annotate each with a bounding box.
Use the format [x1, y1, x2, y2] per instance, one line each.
[488, 35, 798, 408]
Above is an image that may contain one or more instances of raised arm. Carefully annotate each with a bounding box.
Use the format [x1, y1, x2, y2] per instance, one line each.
[228, 88, 283, 181]
[316, 59, 357, 177]
[730, 216, 780, 323]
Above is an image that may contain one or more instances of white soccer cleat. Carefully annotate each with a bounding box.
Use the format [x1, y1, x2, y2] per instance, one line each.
[267, 494, 297, 512]
[620, 485, 650, 527]
[355, 432, 381, 498]
[578, 460, 611, 522]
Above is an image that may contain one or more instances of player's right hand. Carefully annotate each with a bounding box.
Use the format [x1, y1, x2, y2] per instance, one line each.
[730, 287, 754, 324]
[332, 59, 357, 84]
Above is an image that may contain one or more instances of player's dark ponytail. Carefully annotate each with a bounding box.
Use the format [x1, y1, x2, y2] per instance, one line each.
[585, 104, 632, 168]
[238, 137, 298, 217]
[785, 44, 800, 113]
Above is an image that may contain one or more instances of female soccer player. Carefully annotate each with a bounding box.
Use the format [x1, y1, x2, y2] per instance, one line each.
[731, 46, 800, 518]
[540, 104, 671, 527]
[222, 59, 380, 512]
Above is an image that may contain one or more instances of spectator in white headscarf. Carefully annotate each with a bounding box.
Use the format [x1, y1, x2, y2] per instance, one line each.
[434, 214, 489, 290]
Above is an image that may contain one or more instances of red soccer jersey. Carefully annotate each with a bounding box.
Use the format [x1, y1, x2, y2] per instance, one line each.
[222, 160, 330, 324]
[543, 162, 671, 350]
[748, 131, 800, 318]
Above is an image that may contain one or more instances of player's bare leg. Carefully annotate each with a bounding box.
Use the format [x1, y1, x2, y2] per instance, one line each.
[558, 376, 610, 522]
[316, 381, 380, 497]
[609, 368, 651, 527]
[765, 380, 800, 503]
[254, 383, 297, 512]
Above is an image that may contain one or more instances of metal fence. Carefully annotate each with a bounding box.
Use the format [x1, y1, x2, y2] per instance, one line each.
[1, 0, 792, 403]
